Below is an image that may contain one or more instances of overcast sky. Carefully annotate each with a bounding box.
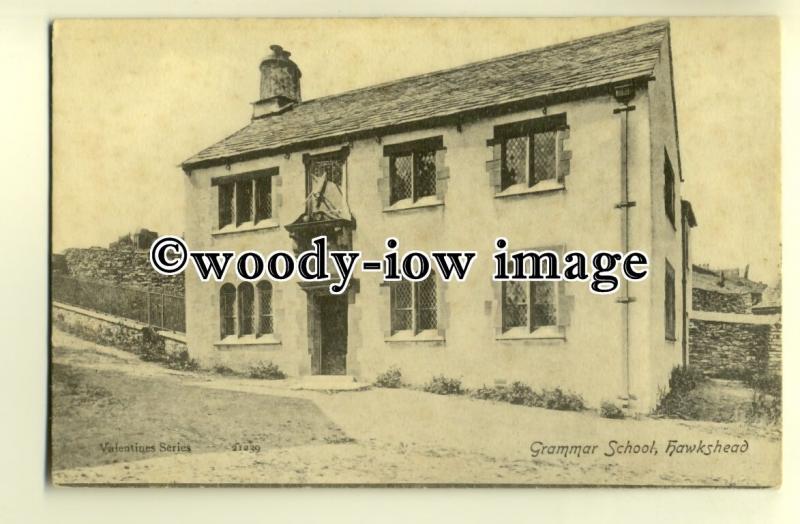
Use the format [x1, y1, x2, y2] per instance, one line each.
[52, 18, 780, 284]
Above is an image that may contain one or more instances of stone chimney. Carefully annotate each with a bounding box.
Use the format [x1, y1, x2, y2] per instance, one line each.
[252, 45, 302, 119]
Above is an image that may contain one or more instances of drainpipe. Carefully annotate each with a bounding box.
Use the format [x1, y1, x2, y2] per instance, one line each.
[613, 83, 636, 409]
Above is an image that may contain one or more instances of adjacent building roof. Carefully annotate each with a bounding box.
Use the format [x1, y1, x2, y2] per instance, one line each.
[183, 20, 669, 169]
[692, 265, 768, 295]
[751, 282, 781, 314]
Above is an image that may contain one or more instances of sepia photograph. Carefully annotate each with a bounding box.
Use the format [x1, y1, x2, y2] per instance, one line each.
[49, 17, 781, 487]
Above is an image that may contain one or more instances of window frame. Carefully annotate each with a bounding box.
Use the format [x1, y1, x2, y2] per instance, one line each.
[238, 282, 255, 336]
[664, 153, 676, 227]
[219, 281, 275, 341]
[501, 280, 559, 335]
[665, 259, 676, 341]
[219, 283, 237, 339]
[303, 146, 350, 217]
[213, 169, 277, 231]
[383, 136, 444, 207]
[257, 281, 274, 335]
[491, 113, 566, 193]
[498, 244, 563, 339]
[390, 275, 438, 336]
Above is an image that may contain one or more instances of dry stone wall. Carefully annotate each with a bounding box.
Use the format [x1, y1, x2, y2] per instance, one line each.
[689, 318, 779, 378]
[692, 288, 751, 314]
[63, 246, 184, 295]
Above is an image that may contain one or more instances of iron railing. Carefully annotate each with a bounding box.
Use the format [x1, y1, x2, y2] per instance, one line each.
[52, 274, 185, 333]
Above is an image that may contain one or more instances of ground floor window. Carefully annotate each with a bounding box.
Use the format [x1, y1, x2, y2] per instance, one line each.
[258, 281, 273, 334]
[665, 260, 676, 341]
[502, 280, 557, 333]
[220, 284, 236, 338]
[390, 275, 437, 335]
[219, 282, 273, 339]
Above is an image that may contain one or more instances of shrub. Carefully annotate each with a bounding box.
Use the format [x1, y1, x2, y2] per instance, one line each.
[667, 365, 705, 395]
[374, 367, 403, 388]
[746, 372, 781, 397]
[654, 365, 707, 419]
[164, 349, 200, 371]
[748, 391, 781, 424]
[469, 382, 585, 411]
[506, 381, 537, 405]
[138, 327, 167, 363]
[600, 401, 625, 419]
[248, 361, 286, 380]
[539, 388, 586, 411]
[746, 372, 782, 424]
[423, 375, 463, 395]
[212, 364, 238, 376]
[471, 384, 508, 402]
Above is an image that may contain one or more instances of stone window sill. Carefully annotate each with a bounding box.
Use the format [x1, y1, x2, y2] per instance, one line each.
[212, 219, 279, 237]
[215, 334, 282, 348]
[385, 330, 445, 343]
[383, 196, 443, 213]
[495, 180, 564, 199]
[496, 326, 565, 341]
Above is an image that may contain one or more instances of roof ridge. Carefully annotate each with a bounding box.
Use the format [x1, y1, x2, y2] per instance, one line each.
[293, 19, 668, 108]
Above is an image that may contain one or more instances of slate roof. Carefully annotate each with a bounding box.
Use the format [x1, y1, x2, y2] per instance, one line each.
[183, 20, 669, 169]
[692, 265, 768, 295]
[752, 285, 781, 313]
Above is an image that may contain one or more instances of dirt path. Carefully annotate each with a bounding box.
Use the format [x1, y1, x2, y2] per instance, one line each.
[50, 330, 781, 486]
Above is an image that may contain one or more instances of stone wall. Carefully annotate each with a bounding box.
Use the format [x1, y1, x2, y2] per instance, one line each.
[689, 315, 779, 378]
[52, 302, 186, 356]
[767, 322, 782, 375]
[63, 247, 184, 295]
[692, 288, 751, 314]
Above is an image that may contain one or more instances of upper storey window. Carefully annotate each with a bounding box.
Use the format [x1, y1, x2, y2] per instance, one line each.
[384, 136, 443, 206]
[664, 152, 676, 227]
[303, 147, 350, 219]
[215, 169, 276, 230]
[488, 113, 568, 194]
[501, 131, 557, 189]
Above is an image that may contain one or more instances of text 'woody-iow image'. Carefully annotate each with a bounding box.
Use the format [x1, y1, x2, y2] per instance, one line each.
[50, 18, 781, 486]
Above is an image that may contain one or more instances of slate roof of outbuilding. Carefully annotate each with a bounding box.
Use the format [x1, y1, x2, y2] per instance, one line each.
[692, 265, 768, 295]
[183, 20, 669, 169]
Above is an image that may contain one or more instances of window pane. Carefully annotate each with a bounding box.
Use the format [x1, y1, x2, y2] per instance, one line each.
[664, 157, 675, 224]
[309, 158, 345, 215]
[238, 283, 255, 336]
[310, 158, 343, 187]
[220, 284, 236, 337]
[255, 176, 272, 222]
[532, 130, 557, 184]
[390, 154, 412, 203]
[502, 280, 528, 330]
[391, 282, 412, 332]
[665, 264, 675, 339]
[236, 180, 253, 226]
[414, 150, 437, 200]
[415, 276, 437, 331]
[258, 282, 273, 334]
[502, 135, 528, 189]
[218, 183, 234, 228]
[531, 281, 556, 328]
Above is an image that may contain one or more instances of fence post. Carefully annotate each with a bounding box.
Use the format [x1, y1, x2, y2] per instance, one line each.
[146, 292, 151, 326]
[161, 292, 166, 330]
